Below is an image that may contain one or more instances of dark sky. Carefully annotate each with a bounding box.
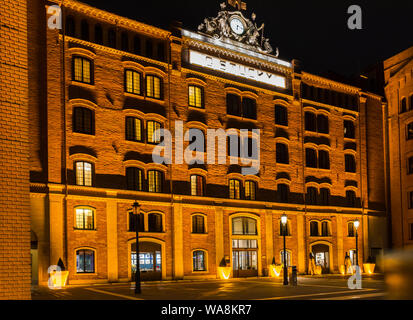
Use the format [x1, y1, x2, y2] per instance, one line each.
[79, 0, 412, 77]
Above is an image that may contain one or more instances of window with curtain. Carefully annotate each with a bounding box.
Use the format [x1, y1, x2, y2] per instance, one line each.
[73, 107, 94, 135]
[232, 217, 257, 235]
[193, 251, 206, 271]
[310, 221, 319, 236]
[275, 105, 288, 126]
[75, 161, 92, 186]
[277, 184, 289, 203]
[226, 94, 241, 116]
[229, 179, 241, 199]
[75, 208, 94, 230]
[276, 143, 289, 164]
[146, 75, 162, 99]
[190, 175, 205, 196]
[192, 215, 205, 234]
[244, 180, 256, 200]
[147, 120, 162, 144]
[305, 148, 317, 168]
[76, 249, 95, 273]
[148, 213, 162, 232]
[345, 154, 356, 172]
[126, 167, 144, 191]
[318, 150, 330, 169]
[125, 70, 141, 95]
[188, 85, 203, 108]
[148, 170, 162, 193]
[72, 57, 92, 84]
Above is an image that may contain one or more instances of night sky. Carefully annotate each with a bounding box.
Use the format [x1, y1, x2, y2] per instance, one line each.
[79, 0, 412, 77]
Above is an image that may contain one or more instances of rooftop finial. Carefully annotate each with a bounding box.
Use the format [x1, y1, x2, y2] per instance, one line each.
[228, 0, 247, 11]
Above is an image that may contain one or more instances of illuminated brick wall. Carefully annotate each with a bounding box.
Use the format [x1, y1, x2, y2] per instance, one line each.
[0, 0, 31, 299]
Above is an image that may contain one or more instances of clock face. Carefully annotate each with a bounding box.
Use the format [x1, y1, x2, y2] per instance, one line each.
[230, 17, 245, 35]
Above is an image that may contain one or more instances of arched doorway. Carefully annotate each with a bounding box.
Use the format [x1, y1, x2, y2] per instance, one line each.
[311, 243, 330, 274]
[131, 241, 162, 281]
[31, 231, 38, 285]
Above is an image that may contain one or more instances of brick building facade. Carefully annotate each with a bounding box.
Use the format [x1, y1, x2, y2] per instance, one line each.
[27, 0, 388, 286]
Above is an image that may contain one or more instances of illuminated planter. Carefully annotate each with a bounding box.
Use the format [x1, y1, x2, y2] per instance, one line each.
[218, 267, 231, 280]
[363, 263, 375, 275]
[315, 265, 322, 275]
[269, 264, 283, 278]
[49, 271, 69, 289]
[339, 265, 346, 275]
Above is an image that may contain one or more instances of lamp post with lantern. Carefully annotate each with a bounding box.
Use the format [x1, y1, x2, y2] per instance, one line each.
[354, 219, 360, 268]
[281, 213, 288, 286]
[132, 201, 141, 294]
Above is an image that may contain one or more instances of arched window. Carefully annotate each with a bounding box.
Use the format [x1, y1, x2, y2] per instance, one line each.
[310, 221, 319, 236]
[229, 179, 241, 199]
[276, 143, 289, 164]
[346, 190, 356, 207]
[242, 97, 257, 120]
[125, 116, 143, 141]
[192, 215, 205, 234]
[76, 249, 95, 273]
[108, 28, 116, 48]
[188, 85, 204, 108]
[190, 175, 205, 196]
[94, 24, 103, 44]
[193, 250, 206, 271]
[305, 112, 317, 132]
[344, 120, 355, 139]
[73, 107, 94, 135]
[277, 183, 289, 203]
[321, 221, 331, 237]
[227, 93, 242, 117]
[401, 97, 407, 113]
[306, 187, 318, 205]
[148, 213, 163, 232]
[305, 148, 317, 168]
[121, 32, 129, 52]
[72, 56, 93, 84]
[245, 180, 257, 200]
[320, 188, 330, 206]
[126, 167, 144, 191]
[75, 161, 93, 186]
[146, 75, 162, 99]
[279, 220, 291, 236]
[345, 154, 356, 173]
[348, 221, 355, 237]
[80, 20, 89, 41]
[232, 217, 257, 235]
[147, 120, 162, 144]
[125, 70, 142, 96]
[318, 150, 330, 169]
[75, 208, 95, 230]
[128, 211, 144, 232]
[275, 104, 288, 126]
[148, 170, 163, 193]
[66, 16, 75, 37]
[280, 250, 291, 267]
[317, 114, 329, 134]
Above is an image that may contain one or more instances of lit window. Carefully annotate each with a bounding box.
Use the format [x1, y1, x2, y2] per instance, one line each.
[76, 161, 92, 186]
[146, 75, 162, 99]
[192, 215, 205, 234]
[148, 170, 162, 193]
[73, 57, 92, 84]
[76, 249, 95, 273]
[147, 121, 162, 144]
[193, 250, 206, 271]
[345, 154, 356, 173]
[310, 221, 319, 236]
[229, 179, 241, 199]
[245, 181, 256, 200]
[188, 85, 203, 108]
[232, 217, 257, 235]
[75, 208, 94, 230]
[348, 222, 355, 237]
[125, 70, 141, 95]
[280, 250, 291, 267]
[125, 117, 142, 142]
[191, 175, 205, 196]
[126, 167, 144, 191]
[148, 213, 162, 232]
[73, 107, 94, 135]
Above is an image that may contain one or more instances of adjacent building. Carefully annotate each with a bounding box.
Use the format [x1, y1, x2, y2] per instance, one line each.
[28, 0, 388, 285]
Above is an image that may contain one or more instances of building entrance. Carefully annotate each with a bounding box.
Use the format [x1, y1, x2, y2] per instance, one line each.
[232, 239, 258, 278]
[131, 242, 161, 281]
[312, 244, 330, 273]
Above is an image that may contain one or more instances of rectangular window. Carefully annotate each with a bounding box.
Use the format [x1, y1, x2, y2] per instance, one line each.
[148, 170, 162, 193]
[125, 70, 141, 95]
[126, 167, 144, 191]
[188, 85, 203, 108]
[320, 188, 330, 206]
[73, 57, 92, 84]
[275, 105, 288, 126]
[76, 249, 95, 273]
[307, 187, 318, 205]
[193, 251, 206, 271]
[75, 208, 94, 230]
[125, 117, 142, 142]
[305, 112, 316, 132]
[276, 143, 289, 164]
[227, 94, 241, 116]
[191, 175, 204, 196]
[147, 121, 162, 144]
[318, 150, 330, 169]
[245, 181, 256, 200]
[278, 184, 289, 203]
[345, 154, 356, 173]
[146, 75, 162, 99]
[192, 215, 205, 234]
[73, 107, 94, 135]
[344, 120, 355, 139]
[129, 212, 144, 232]
[229, 179, 241, 199]
[242, 98, 257, 120]
[305, 148, 317, 168]
[76, 161, 92, 186]
[317, 115, 329, 134]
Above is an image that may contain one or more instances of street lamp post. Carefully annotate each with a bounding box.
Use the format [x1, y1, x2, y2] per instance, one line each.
[132, 201, 141, 294]
[281, 213, 288, 286]
[354, 219, 360, 268]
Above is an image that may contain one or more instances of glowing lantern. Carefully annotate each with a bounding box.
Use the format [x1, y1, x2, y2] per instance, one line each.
[363, 263, 375, 275]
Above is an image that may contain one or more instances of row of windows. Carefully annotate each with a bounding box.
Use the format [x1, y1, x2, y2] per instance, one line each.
[400, 96, 413, 114]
